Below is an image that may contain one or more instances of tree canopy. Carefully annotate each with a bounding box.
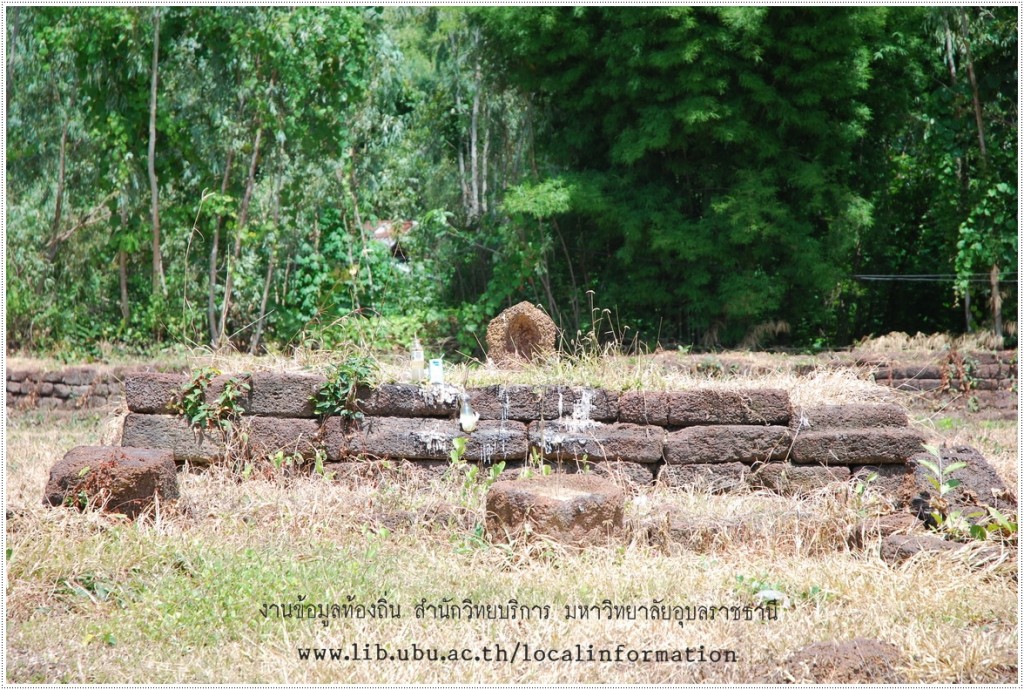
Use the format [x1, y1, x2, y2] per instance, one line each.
[5, 7, 1017, 357]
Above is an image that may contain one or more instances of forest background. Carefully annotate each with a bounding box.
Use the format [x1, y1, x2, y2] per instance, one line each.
[5, 6, 1018, 360]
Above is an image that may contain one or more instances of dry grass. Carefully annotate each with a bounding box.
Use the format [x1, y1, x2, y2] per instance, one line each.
[853, 330, 1010, 355]
[6, 389, 1019, 683]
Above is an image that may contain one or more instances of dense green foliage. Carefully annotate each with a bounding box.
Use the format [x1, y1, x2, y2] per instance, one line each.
[5, 7, 1017, 357]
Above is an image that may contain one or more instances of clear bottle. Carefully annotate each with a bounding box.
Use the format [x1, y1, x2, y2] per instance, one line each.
[459, 393, 479, 432]
[409, 337, 425, 383]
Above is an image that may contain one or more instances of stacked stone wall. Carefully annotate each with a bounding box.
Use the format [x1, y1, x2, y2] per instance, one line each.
[117, 373, 925, 493]
[5, 367, 133, 411]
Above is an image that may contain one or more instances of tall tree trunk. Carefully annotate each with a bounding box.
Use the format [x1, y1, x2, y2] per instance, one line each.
[7, 7, 19, 111]
[148, 9, 166, 296]
[989, 264, 1002, 340]
[481, 105, 490, 215]
[958, 12, 987, 165]
[119, 250, 130, 321]
[468, 59, 481, 220]
[249, 251, 276, 355]
[217, 120, 263, 346]
[50, 121, 68, 243]
[208, 148, 234, 345]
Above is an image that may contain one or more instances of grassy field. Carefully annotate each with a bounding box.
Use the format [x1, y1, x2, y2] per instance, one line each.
[4, 356, 1019, 683]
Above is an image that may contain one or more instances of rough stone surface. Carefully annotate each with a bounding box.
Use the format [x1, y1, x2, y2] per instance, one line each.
[242, 416, 321, 460]
[528, 420, 664, 463]
[337, 416, 528, 463]
[469, 385, 617, 422]
[248, 372, 325, 417]
[44, 446, 178, 518]
[849, 513, 922, 549]
[617, 391, 669, 426]
[666, 389, 791, 426]
[776, 638, 905, 683]
[664, 425, 791, 464]
[589, 461, 657, 488]
[795, 403, 908, 430]
[64, 367, 98, 386]
[485, 301, 557, 367]
[880, 533, 957, 564]
[907, 445, 1017, 514]
[888, 378, 944, 392]
[485, 474, 624, 546]
[121, 413, 225, 465]
[851, 464, 915, 502]
[658, 462, 749, 493]
[790, 428, 924, 465]
[750, 463, 850, 495]
[353, 383, 461, 417]
[205, 374, 252, 414]
[125, 373, 186, 414]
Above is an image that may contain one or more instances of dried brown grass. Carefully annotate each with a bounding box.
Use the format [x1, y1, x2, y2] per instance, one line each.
[6, 395, 1018, 683]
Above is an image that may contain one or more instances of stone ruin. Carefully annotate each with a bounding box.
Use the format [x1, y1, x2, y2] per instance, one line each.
[41, 371, 1016, 552]
[485, 301, 557, 368]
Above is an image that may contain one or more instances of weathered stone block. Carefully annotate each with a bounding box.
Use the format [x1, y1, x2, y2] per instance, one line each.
[589, 461, 657, 487]
[248, 372, 325, 417]
[851, 464, 915, 501]
[888, 379, 943, 392]
[38, 398, 61, 410]
[485, 475, 624, 546]
[53, 383, 71, 398]
[64, 367, 97, 386]
[353, 383, 461, 417]
[528, 420, 663, 463]
[890, 365, 942, 380]
[121, 413, 225, 466]
[796, 403, 908, 430]
[42, 371, 63, 383]
[907, 445, 1016, 513]
[880, 534, 957, 564]
[666, 389, 791, 426]
[339, 416, 528, 462]
[617, 391, 670, 426]
[6, 381, 18, 394]
[125, 373, 186, 414]
[751, 463, 850, 495]
[38, 382, 54, 396]
[242, 416, 321, 460]
[791, 428, 924, 465]
[204, 374, 252, 414]
[468, 385, 617, 422]
[658, 462, 749, 493]
[8, 370, 30, 383]
[664, 425, 791, 464]
[44, 445, 178, 518]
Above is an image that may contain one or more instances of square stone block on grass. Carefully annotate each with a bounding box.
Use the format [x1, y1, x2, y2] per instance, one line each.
[485, 474, 624, 547]
[44, 445, 178, 518]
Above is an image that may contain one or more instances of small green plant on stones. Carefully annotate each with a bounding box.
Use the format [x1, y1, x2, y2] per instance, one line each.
[969, 506, 1019, 542]
[175, 368, 250, 436]
[917, 444, 967, 520]
[313, 355, 378, 420]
